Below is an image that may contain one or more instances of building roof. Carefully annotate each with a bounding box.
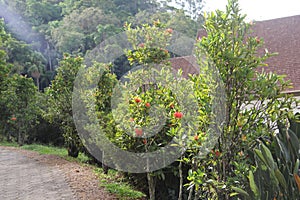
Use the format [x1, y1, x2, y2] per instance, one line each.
[169, 56, 199, 78]
[252, 15, 300, 93]
[171, 15, 300, 93]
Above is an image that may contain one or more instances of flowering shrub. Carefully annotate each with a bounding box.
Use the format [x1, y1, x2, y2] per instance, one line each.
[189, 0, 298, 199]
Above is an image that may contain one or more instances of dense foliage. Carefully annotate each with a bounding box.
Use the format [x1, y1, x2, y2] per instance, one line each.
[1, 0, 299, 199]
[192, 0, 299, 199]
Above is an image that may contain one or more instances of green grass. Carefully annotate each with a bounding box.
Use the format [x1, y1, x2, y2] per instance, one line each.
[0, 141, 89, 163]
[94, 168, 146, 200]
[21, 144, 67, 156]
[21, 144, 89, 163]
[0, 140, 18, 147]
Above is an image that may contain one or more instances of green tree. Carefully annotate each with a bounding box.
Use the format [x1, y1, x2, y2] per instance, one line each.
[44, 54, 83, 157]
[188, 0, 298, 199]
[25, 0, 62, 26]
[0, 18, 39, 143]
[2, 74, 39, 145]
[51, 7, 120, 54]
[110, 21, 201, 200]
[129, 9, 200, 38]
[0, 25, 11, 139]
[161, 0, 204, 20]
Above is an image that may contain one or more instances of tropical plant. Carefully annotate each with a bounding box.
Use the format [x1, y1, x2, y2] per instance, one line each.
[2, 74, 39, 145]
[241, 118, 300, 200]
[189, 0, 298, 199]
[43, 54, 83, 157]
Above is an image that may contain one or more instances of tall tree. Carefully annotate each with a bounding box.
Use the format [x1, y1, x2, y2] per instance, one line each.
[2, 74, 38, 145]
[44, 54, 83, 157]
[187, 0, 298, 199]
[51, 7, 120, 54]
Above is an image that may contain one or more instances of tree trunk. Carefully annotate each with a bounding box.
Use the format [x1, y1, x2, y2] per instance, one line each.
[36, 77, 40, 91]
[17, 122, 23, 146]
[68, 143, 79, 157]
[147, 172, 156, 200]
[178, 159, 183, 200]
[18, 130, 23, 146]
[187, 185, 194, 200]
[47, 42, 53, 71]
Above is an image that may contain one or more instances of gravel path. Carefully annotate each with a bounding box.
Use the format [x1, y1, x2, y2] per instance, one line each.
[0, 146, 117, 200]
[0, 147, 75, 200]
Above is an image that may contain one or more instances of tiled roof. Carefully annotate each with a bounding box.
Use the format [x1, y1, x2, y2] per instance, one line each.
[252, 15, 300, 92]
[169, 56, 199, 78]
[171, 15, 300, 93]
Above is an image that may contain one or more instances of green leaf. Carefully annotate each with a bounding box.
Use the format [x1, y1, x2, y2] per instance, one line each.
[288, 130, 300, 154]
[229, 192, 239, 197]
[249, 171, 260, 198]
[254, 149, 267, 167]
[261, 143, 276, 170]
[294, 159, 300, 174]
[274, 169, 287, 189]
[276, 137, 290, 162]
[231, 186, 250, 197]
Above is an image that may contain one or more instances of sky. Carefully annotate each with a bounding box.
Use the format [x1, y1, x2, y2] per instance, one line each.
[203, 0, 300, 21]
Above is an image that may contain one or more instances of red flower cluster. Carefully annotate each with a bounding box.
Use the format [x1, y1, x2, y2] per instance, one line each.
[135, 128, 143, 137]
[11, 117, 17, 121]
[174, 111, 183, 119]
[215, 150, 221, 157]
[165, 28, 173, 34]
[194, 135, 199, 141]
[212, 150, 221, 157]
[134, 98, 141, 103]
[142, 139, 147, 145]
[138, 43, 145, 48]
[145, 103, 151, 108]
[256, 37, 260, 44]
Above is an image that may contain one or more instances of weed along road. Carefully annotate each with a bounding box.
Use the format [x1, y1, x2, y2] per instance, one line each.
[0, 147, 75, 200]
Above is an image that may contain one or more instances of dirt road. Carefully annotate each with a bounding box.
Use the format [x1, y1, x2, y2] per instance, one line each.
[0, 146, 116, 200]
[0, 147, 75, 199]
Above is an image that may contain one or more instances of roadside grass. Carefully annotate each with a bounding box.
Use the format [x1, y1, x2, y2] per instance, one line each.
[0, 140, 18, 147]
[0, 141, 89, 163]
[21, 144, 89, 163]
[94, 168, 146, 200]
[0, 141, 146, 199]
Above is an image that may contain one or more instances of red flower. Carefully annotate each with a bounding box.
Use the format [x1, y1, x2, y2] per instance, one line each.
[256, 37, 260, 44]
[215, 150, 221, 157]
[134, 98, 141, 103]
[11, 117, 17, 121]
[142, 139, 147, 145]
[135, 128, 143, 137]
[174, 111, 183, 119]
[166, 28, 173, 34]
[194, 135, 199, 141]
[145, 102, 151, 108]
[138, 43, 145, 48]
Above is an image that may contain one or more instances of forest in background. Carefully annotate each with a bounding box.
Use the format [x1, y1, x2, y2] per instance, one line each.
[0, 0, 202, 88]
